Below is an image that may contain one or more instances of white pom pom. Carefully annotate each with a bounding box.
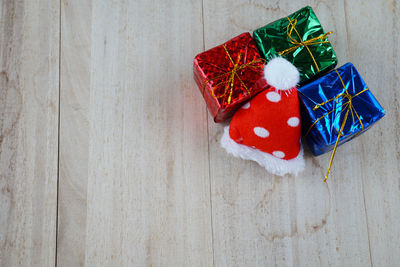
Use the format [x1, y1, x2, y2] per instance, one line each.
[264, 57, 300, 90]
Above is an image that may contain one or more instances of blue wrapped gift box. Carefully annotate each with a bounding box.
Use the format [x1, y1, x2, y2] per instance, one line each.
[298, 62, 385, 156]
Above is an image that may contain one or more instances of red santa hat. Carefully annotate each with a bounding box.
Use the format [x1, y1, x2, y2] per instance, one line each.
[221, 57, 305, 176]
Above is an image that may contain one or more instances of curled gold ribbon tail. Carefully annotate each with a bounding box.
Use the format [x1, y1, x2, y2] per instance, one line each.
[324, 109, 349, 182]
[306, 70, 369, 182]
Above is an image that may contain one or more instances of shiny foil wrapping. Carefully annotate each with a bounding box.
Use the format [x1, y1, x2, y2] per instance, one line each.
[253, 6, 337, 84]
[298, 63, 385, 156]
[193, 32, 268, 122]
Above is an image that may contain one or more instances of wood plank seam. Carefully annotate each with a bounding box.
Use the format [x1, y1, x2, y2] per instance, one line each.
[55, 0, 62, 266]
[201, 0, 216, 265]
[343, 1, 373, 265]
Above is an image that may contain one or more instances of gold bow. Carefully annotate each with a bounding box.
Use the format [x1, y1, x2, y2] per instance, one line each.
[205, 45, 265, 105]
[306, 70, 369, 182]
[279, 17, 332, 72]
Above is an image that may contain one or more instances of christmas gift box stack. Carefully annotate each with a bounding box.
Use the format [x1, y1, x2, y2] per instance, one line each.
[193, 6, 385, 181]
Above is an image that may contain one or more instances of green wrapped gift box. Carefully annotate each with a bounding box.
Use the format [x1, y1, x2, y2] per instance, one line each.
[253, 6, 337, 84]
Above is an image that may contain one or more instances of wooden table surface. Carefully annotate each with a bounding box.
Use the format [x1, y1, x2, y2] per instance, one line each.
[1, 0, 399, 266]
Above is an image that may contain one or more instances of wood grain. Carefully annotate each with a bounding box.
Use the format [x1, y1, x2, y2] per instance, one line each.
[58, 0, 213, 266]
[344, 0, 400, 266]
[203, 0, 385, 266]
[1, 0, 399, 266]
[57, 0, 92, 266]
[0, 0, 59, 266]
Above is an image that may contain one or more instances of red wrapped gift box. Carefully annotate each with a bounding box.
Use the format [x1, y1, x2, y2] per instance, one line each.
[193, 33, 268, 122]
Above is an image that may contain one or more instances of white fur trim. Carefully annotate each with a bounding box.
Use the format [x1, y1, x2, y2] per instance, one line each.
[221, 126, 305, 176]
[264, 57, 300, 91]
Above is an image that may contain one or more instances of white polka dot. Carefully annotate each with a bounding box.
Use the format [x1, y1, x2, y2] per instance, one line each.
[266, 92, 281, 102]
[253, 127, 269, 138]
[272, 151, 285, 158]
[287, 117, 300, 127]
[241, 102, 250, 109]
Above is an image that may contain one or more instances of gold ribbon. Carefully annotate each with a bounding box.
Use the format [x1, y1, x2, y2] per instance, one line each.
[306, 70, 369, 182]
[279, 17, 332, 72]
[204, 45, 265, 105]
